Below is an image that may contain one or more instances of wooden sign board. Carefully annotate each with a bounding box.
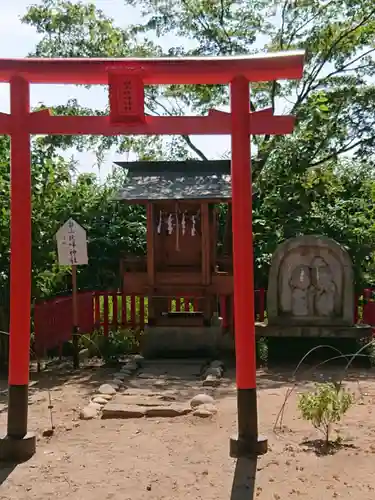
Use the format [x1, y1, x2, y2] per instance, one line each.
[56, 218, 88, 266]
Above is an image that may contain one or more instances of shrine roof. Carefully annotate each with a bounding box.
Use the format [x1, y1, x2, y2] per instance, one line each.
[114, 160, 231, 201]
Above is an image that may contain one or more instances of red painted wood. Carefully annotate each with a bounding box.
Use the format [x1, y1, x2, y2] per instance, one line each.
[103, 292, 109, 337]
[33, 286, 328, 363]
[8, 77, 32, 386]
[78, 292, 95, 334]
[354, 293, 359, 324]
[175, 298, 181, 312]
[0, 53, 304, 85]
[34, 292, 94, 358]
[5, 51, 304, 443]
[184, 298, 190, 312]
[231, 76, 257, 390]
[109, 74, 145, 124]
[363, 302, 375, 326]
[139, 297, 145, 330]
[112, 292, 118, 329]
[94, 292, 100, 327]
[1, 112, 296, 137]
[130, 295, 136, 329]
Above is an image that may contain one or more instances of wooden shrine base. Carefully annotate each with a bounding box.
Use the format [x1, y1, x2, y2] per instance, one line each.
[142, 326, 223, 359]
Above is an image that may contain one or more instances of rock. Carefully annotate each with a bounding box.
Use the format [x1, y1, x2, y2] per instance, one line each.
[211, 314, 222, 327]
[145, 405, 192, 418]
[113, 373, 126, 380]
[92, 396, 110, 405]
[189, 394, 215, 408]
[158, 391, 177, 402]
[101, 404, 146, 419]
[112, 378, 124, 387]
[198, 403, 218, 415]
[79, 348, 89, 360]
[133, 354, 145, 367]
[98, 384, 117, 396]
[204, 367, 222, 378]
[42, 429, 54, 437]
[123, 361, 138, 372]
[138, 373, 154, 379]
[116, 396, 170, 407]
[93, 393, 112, 401]
[153, 379, 166, 387]
[120, 369, 132, 377]
[193, 408, 214, 418]
[203, 375, 220, 387]
[88, 402, 102, 411]
[80, 405, 99, 420]
[107, 381, 120, 391]
[210, 359, 224, 369]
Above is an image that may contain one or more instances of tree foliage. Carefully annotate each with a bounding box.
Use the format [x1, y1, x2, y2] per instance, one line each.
[1, 0, 375, 331]
[0, 136, 146, 331]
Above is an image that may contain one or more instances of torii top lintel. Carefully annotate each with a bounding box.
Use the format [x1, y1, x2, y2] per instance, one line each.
[0, 51, 304, 137]
[0, 51, 304, 85]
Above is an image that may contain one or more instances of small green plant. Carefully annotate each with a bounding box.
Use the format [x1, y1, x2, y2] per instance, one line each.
[98, 329, 138, 365]
[298, 382, 354, 445]
[256, 337, 268, 365]
[357, 337, 375, 367]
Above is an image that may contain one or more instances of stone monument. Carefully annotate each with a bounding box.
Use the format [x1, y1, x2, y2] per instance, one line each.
[258, 235, 371, 338]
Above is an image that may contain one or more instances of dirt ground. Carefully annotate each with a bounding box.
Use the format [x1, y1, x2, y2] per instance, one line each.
[1, 360, 375, 500]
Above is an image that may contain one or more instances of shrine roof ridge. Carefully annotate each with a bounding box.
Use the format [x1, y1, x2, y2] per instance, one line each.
[114, 159, 231, 176]
[0, 51, 304, 85]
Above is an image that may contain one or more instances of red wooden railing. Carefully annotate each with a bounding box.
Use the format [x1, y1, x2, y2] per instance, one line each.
[35, 287, 375, 358]
[34, 288, 267, 357]
[34, 292, 94, 357]
[93, 291, 146, 332]
[362, 288, 375, 335]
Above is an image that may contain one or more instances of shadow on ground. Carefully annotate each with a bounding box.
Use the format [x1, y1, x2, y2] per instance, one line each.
[300, 438, 358, 457]
[230, 458, 257, 500]
[0, 463, 17, 486]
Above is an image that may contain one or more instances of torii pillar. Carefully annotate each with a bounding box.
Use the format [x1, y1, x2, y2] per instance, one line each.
[0, 53, 304, 461]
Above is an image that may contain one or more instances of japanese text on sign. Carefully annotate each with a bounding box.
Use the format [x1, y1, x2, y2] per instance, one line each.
[56, 218, 88, 266]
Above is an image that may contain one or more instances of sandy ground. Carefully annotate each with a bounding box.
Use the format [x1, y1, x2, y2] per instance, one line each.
[1, 360, 375, 500]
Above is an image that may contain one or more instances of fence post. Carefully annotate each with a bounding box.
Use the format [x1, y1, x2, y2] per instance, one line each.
[103, 292, 109, 337]
[112, 291, 118, 330]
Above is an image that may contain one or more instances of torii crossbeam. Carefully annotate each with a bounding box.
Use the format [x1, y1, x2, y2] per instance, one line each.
[0, 52, 304, 461]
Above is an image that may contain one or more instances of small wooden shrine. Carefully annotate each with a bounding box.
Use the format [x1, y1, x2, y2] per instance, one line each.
[115, 159, 233, 357]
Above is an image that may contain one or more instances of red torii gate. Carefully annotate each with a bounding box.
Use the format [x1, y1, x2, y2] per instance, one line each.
[0, 52, 304, 461]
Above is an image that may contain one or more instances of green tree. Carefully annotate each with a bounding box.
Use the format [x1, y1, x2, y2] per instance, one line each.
[0, 137, 146, 332]
[18, 0, 375, 287]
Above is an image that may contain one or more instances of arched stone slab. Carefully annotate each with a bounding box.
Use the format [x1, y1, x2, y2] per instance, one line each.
[267, 235, 354, 326]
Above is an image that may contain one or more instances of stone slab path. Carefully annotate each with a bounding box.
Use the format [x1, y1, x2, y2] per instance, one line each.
[80, 356, 223, 421]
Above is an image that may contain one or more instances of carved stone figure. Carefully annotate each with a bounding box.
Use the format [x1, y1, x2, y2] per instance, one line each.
[289, 264, 313, 317]
[267, 235, 354, 326]
[310, 256, 337, 317]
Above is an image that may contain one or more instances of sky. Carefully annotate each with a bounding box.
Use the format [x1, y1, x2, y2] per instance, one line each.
[0, 0, 232, 180]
